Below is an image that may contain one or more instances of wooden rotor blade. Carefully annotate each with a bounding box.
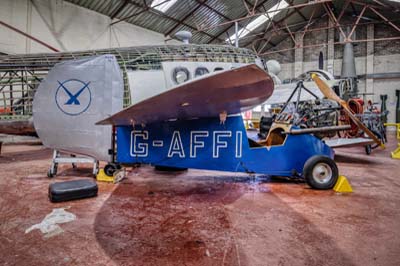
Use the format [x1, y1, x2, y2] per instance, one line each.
[311, 74, 385, 149]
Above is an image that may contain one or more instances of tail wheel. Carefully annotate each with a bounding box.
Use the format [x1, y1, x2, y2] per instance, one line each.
[104, 163, 119, 177]
[303, 155, 338, 189]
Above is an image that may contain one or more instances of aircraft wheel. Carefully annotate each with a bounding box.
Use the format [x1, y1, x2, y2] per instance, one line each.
[303, 156, 338, 190]
[104, 163, 118, 177]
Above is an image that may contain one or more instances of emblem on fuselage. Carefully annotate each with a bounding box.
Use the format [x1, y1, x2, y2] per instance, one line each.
[55, 79, 91, 116]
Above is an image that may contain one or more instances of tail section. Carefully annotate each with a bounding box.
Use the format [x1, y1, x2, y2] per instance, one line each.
[33, 55, 124, 161]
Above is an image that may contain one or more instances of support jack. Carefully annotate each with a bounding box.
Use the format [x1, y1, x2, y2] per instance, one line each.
[48, 150, 99, 177]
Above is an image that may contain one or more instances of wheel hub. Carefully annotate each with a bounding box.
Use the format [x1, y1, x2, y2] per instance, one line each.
[312, 163, 332, 184]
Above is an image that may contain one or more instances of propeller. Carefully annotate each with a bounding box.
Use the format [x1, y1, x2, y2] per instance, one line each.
[311, 73, 385, 149]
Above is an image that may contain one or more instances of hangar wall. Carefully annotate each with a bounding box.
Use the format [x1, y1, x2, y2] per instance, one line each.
[266, 17, 400, 123]
[0, 0, 175, 55]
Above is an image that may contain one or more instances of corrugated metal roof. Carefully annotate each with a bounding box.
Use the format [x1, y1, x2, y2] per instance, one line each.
[65, 0, 400, 54]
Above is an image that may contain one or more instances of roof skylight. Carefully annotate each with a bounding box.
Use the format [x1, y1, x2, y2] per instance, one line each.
[151, 0, 177, 13]
[227, 0, 289, 43]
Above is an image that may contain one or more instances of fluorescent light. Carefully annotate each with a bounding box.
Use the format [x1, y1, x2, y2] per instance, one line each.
[151, 0, 177, 13]
[227, 0, 289, 43]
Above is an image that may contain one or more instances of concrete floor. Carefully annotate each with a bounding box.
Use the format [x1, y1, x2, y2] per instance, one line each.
[0, 134, 400, 266]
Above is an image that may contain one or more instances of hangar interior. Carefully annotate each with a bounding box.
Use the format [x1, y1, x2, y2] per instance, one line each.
[1, 0, 400, 266]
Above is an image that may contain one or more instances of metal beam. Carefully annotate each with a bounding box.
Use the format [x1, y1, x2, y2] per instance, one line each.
[110, 0, 129, 19]
[0, 20, 59, 52]
[200, 0, 332, 32]
[347, 4, 367, 41]
[288, 0, 308, 21]
[257, 13, 328, 55]
[242, 8, 299, 48]
[110, 0, 170, 25]
[259, 36, 400, 56]
[194, 0, 233, 22]
[252, 17, 400, 49]
[206, 0, 270, 44]
[253, 2, 296, 52]
[110, 0, 222, 42]
[369, 6, 400, 33]
[164, 0, 207, 37]
[206, 0, 331, 44]
[323, 2, 347, 41]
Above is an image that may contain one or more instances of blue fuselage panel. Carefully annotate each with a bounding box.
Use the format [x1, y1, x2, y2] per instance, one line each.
[116, 116, 334, 177]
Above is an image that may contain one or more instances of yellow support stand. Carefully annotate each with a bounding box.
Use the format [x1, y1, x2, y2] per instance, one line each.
[333, 175, 353, 193]
[384, 123, 400, 159]
[96, 169, 114, 183]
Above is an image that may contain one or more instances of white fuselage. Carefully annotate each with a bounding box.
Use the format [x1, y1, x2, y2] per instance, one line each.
[128, 60, 264, 104]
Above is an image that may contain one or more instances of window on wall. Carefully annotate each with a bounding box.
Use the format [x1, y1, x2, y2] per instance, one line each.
[226, 1, 289, 43]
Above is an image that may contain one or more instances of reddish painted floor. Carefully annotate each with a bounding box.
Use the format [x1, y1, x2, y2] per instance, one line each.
[0, 134, 399, 266]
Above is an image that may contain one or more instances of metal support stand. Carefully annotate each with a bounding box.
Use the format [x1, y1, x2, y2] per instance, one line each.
[47, 150, 99, 178]
[380, 94, 388, 124]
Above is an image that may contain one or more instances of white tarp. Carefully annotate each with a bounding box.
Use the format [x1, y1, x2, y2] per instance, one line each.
[33, 55, 124, 161]
[25, 208, 76, 238]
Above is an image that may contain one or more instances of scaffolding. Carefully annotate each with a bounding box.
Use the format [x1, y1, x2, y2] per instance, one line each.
[0, 44, 257, 121]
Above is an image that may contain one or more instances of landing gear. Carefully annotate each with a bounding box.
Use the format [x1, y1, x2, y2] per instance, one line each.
[303, 155, 338, 190]
[47, 163, 58, 178]
[104, 163, 122, 176]
[47, 150, 99, 178]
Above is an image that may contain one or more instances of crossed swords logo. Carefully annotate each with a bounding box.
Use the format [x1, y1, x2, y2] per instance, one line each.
[57, 80, 91, 105]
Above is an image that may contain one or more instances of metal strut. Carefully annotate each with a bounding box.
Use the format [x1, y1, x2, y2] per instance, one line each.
[47, 150, 99, 178]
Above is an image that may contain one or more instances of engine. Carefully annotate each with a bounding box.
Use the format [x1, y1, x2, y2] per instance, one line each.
[289, 99, 340, 138]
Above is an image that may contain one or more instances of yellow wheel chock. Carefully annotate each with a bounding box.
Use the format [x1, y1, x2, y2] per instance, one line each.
[96, 169, 114, 183]
[96, 168, 126, 183]
[384, 123, 400, 159]
[333, 175, 353, 193]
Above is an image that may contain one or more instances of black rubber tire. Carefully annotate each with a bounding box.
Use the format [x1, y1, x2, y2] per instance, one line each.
[303, 155, 338, 190]
[104, 163, 117, 177]
[365, 145, 372, 155]
[369, 128, 383, 149]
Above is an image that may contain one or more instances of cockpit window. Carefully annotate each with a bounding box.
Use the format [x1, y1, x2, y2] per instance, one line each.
[195, 67, 209, 77]
[214, 67, 224, 72]
[172, 67, 190, 84]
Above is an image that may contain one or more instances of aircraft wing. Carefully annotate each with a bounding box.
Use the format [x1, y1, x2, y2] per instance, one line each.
[97, 64, 274, 126]
[0, 119, 35, 136]
[325, 138, 375, 148]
